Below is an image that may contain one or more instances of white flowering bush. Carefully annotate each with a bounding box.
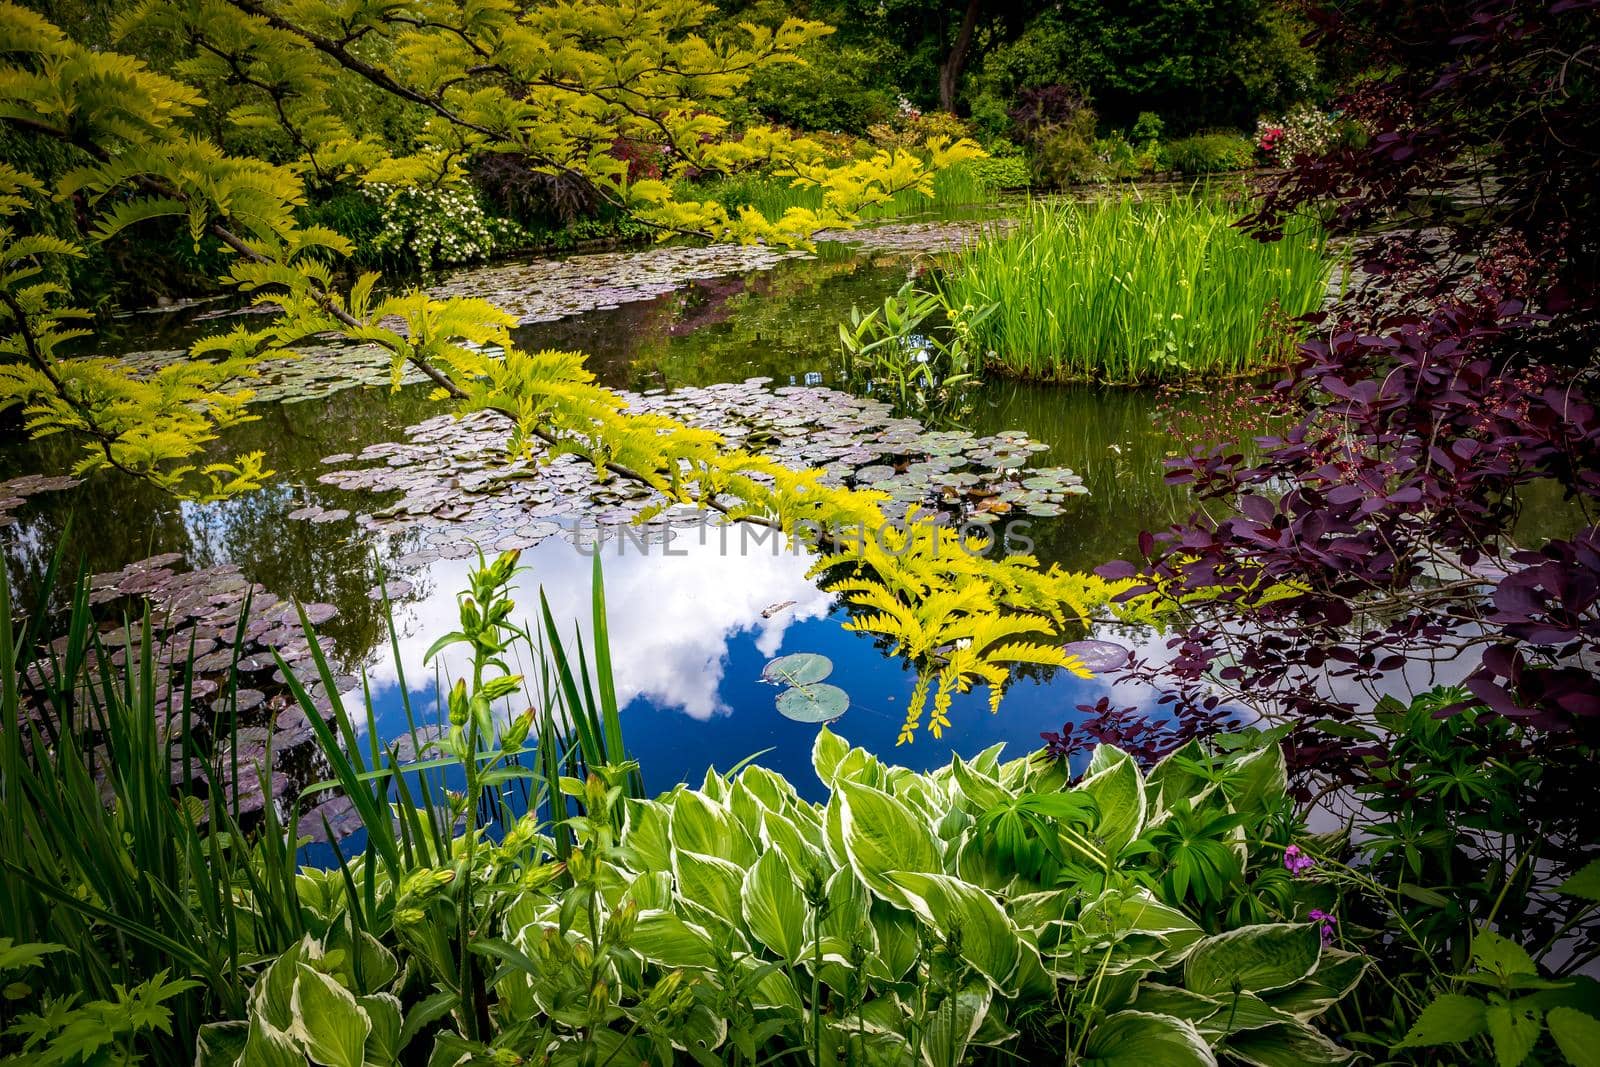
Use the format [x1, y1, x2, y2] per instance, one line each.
[1257, 105, 1339, 163]
[363, 182, 527, 271]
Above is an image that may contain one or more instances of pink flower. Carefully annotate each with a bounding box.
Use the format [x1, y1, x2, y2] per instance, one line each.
[1309, 909, 1337, 945]
[1283, 845, 1316, 877]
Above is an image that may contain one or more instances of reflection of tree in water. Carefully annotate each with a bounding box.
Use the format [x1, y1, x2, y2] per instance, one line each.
[515, 255, 910, 394]
[0, 384, 444, 672]
[965, 380, 1277, 573]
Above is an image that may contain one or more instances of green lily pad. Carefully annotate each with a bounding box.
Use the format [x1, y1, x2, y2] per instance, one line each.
[776, 683, 850, 723]
[762, 652, 833, 686]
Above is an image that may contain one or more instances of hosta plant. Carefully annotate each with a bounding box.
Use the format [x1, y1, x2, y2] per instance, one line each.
[201, 728, 1364, 1065]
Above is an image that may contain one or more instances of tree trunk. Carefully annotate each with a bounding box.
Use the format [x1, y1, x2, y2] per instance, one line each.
[938, 0, 982, 113]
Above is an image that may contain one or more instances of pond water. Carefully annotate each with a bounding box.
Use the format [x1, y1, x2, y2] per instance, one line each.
[0, 222, 1264, 818]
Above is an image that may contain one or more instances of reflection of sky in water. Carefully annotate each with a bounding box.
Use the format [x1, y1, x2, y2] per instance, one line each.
[354, 523, 1166, 802]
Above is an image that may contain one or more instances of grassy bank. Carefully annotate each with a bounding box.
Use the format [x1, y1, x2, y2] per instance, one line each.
[940, 194, 1334, 383]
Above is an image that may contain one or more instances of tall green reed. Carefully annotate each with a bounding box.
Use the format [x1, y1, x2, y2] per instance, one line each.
[0, 548, 634, 1064]
[940, 193, 1336, 383]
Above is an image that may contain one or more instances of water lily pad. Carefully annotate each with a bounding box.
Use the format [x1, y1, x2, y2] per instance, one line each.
[776, 683, 849, 723]
[762, 652, 833, 686]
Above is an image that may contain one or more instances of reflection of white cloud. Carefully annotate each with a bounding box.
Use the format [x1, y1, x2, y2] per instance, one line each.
[368, 526, 831, 721]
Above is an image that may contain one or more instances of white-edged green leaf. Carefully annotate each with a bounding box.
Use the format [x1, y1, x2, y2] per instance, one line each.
[742, 849, 807, 960]
[887, 871, 1022, 991]
[1223, 1021, 1354, 1066]
[1079, 746, 1146, 854]
[813, 727, 849, 786]
[631, 910, 716, 969]
[1185, 924, 1322, 996]
[920, 983, 991, 1067]
[673, 849, 744, 928]
[289, 965, 370, 1067]
[1081, 1010, 1216, 1066]
[838, 779, 941, 907]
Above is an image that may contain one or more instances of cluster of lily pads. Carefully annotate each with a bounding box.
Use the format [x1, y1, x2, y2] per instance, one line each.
[761, 651, 850, 723]
[426, 242, 812, 325]
[117, 343, 431, 407]
[814, 217, 1015, 255]
[313, 378, 1090, 556]
[0, 473, 81, 528]
[18, 554, 362, 836]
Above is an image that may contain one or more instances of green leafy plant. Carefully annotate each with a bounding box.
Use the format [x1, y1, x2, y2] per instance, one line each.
[1162, 133, 1259, 174]
[1295, 689, 1600, 1064]
[204, 726, 1364, 1065]
[1395, 922, 1600, 1066]
[837, 279, 994, 413]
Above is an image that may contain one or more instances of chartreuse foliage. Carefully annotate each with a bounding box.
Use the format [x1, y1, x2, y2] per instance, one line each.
[0, 0, 979, 497]
[196, 726, 1363, 1066]
[0, 1, 1138, 738]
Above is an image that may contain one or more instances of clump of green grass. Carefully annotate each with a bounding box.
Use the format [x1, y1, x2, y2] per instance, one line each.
[940, 194, 1335, 383]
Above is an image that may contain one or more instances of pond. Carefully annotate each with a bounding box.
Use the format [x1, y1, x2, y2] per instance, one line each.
[0, 220, 1265, 821]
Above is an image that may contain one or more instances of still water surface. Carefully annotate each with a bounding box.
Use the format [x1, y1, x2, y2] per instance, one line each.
[0, 232, 1251, 802]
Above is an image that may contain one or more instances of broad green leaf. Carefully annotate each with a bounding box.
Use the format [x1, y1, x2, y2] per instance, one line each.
[673, 849, 745, 928]
[868, 899, 920, 982]
[631, 910, 716, 969]
[1394, 993, 1488, 1048]
[738, 764, 794, 809]
[1223, 1021, 1354, 1066]
[1081, 1010, 1216, 1066]
[1147, 740, 1210, 811]
[838, 779, 941, 907]
[1185, 924, 1322, 996]
[920, 983, 991, 1067]
[742, 955, 803, 1011]
[760, 806, 824, 874]
[821, 867, 877, 948]
[1221, 744, 1287, 817]
[240, 1012, 303, 1067]
[194, 1021, 247, 1067]
[951, 756, 1009, 813]
[1194, 993, 1299, 1039]
[358, 993, 402, 1066]
[1132, 984, 1224, 1026]
[623, 798, 673, 871]
[887, 871, 1022, 990]
[1558, 859, 1600, 902]
[1079, 746, 1147, 854]
[1069, 887, 1204, 976]
[257, 941, 308, 1033]
[1548, 1007, 1600, 1067]
[1264, 949, 1369, 1020]
[742, 850, 807, 960]
[670, 789, 754, 864]
[1473, 929, 1536, 979]
[1485, 1001, 1542, 1067]
[813, 727, 849, 786]
[290, 965, 371, 1067]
